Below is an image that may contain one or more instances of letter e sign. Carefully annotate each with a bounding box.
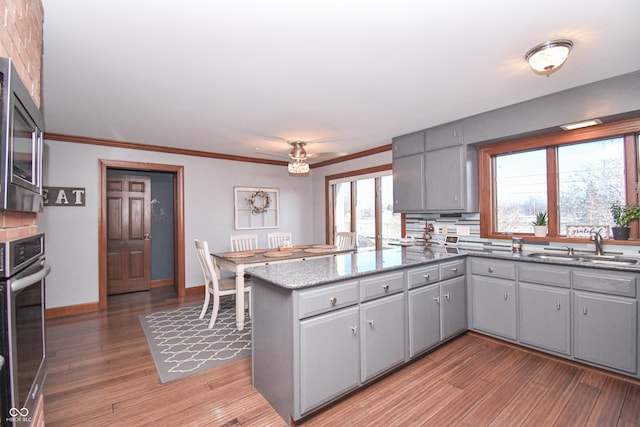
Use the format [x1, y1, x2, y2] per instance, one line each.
[43, 187, 86, 206]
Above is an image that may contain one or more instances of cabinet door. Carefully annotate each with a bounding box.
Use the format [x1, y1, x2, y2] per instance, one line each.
[392, 131, 424, 158]
[519, 282, 570, 355]
[425, 146, 464, 211]
[574, 291, 637, 373]
[299, 306, 360, 414]
[392, 153, 425, 212]
[441, 276, 467, 340]
[471, 275, 517, 340]
[408, 284, 440, 358]
[361, 294, 406, 382]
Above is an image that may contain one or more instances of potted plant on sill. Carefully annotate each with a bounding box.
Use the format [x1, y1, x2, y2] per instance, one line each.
[610, 201, 640, 240]
[532, 211, 548, 237]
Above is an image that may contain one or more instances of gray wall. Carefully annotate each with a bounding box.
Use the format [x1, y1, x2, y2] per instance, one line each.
[40, 140, 315, 309]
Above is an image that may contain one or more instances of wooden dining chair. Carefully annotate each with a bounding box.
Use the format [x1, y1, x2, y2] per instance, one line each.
[229, 234, 259, 251]
[195, 239, 251, 328]
[335, 231, 357, 250]
[267, 231, 292, 248]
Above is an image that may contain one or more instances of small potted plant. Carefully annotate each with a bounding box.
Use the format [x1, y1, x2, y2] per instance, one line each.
[610, 201, 640, 240]
[532, 211, 548, 237]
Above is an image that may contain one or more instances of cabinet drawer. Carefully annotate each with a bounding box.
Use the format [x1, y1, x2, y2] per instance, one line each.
[298, 281, 359, 319]
[407, 264, 439, 289]
[470, 258, 515, 280]
[519, 263, 570, 288]
[573, 269, 637, 297]
[440, 259, 465, 281]
[361, 272, 404, 301]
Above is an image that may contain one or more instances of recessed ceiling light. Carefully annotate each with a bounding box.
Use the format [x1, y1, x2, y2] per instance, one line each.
[560, 119, 602, 131]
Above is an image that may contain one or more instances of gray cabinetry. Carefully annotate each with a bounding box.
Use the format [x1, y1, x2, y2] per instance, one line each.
[572, 268, 638, 374]
[361, 293, 406, 382]
[470, 258, 517, 340]
[519, 283, 571, 355]
[518, 263, 571, 355]
[573, 291, 637, 373]
[299, 306, 360, 414]
[408, 284, 440, 357]
[392, 121, 477, 213]
[441, 276, 466, 340]
[392, 153, 425, 212]
[408, 259, 466, 358]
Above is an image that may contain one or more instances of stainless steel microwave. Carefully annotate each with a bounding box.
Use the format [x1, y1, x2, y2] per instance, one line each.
[0, 57, 44, 213]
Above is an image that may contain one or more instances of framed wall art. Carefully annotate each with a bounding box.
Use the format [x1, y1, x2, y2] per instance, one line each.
[234, 187, 280, 229]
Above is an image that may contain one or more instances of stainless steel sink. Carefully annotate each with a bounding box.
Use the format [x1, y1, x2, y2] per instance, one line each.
[527, 253, 639, 266]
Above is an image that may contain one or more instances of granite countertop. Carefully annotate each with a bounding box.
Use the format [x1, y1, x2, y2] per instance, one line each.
[247, 245, 465, 289]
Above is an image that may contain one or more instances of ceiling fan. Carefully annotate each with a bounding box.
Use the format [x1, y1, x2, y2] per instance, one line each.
[254, 140, 348, 164]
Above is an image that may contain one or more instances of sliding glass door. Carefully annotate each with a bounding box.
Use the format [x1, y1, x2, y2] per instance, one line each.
[329, 168, 401, 251]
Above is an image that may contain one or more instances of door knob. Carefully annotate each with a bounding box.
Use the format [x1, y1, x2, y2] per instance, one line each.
[144, 234, 152, 240]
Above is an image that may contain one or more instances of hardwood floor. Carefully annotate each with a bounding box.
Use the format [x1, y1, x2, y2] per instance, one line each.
[44, 287, 640, 426]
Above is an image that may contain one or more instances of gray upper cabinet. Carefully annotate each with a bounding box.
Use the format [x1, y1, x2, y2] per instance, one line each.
[393, 153, 425, 212]
[425, 122, 463, 150]
[392, 121, 478, 213]
[392, 131, 425, 158]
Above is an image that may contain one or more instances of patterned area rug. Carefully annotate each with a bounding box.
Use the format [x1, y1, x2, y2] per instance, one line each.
[139, 299, 251, 383]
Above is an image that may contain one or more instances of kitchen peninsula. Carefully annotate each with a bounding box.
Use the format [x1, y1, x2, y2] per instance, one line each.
[248, 245, 640, 425]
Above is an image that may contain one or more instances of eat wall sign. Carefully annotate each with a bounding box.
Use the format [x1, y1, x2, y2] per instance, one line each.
[43, 187, 86, 206]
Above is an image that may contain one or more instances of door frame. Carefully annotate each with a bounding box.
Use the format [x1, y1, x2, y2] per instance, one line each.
[99, 159, 186, 310]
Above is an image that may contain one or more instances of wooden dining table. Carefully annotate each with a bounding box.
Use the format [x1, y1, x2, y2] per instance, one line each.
[212, 245, 354, 330]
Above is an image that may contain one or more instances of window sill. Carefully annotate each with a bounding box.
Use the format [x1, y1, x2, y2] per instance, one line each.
[487, 234, 640, 246]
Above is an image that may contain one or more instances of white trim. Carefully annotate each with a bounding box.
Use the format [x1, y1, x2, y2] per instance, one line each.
[328, 169, 392, 186]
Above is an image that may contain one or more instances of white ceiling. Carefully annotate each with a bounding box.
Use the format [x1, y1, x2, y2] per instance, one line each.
[41, 0, 640, 164]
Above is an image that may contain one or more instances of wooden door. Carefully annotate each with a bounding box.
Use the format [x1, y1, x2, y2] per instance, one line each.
[106, 174, 151, 294]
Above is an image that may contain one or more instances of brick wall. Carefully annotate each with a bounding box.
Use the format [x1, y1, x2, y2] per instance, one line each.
[0, 0, 43, 241]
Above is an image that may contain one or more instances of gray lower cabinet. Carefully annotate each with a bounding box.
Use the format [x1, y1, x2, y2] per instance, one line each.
[441, 276, 467, 339]
[408, 284, 440, 357]
[471, 275, 517, 340]
[573, 291, 637, 373]
[519, 282, 571, 355]
[299, 306, 360, 414]
[408, 260, 466, 358]
[361, 293, 405, 382]
[470, 258, 517, 340]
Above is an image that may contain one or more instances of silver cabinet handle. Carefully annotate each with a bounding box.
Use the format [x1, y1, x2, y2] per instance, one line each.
[329, 297, 337, 305]
[583, 307, 587, 315]
[556, 302, 561, 310]
[434, 296, 440, 304]
[383, 284, 390, 292]
[452, 267, 458, 273]
[444, 292, 450, 301]
[424, 274, 430, 281]
[351, 326, 357, 334]
[488, 267, 494, 273]
[504, 292, 508, 300]
[368, 320, 374, 327]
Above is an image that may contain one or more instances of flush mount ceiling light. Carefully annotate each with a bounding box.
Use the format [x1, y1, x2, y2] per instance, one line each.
[560, 118, 602, 130]
[525, 39, 573, 76]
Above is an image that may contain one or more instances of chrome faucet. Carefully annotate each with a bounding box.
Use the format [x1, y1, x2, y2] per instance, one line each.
[591, 230, 604, 255]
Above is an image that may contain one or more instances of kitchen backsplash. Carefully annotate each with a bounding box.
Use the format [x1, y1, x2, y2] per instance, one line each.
[405, 213, 640, 256]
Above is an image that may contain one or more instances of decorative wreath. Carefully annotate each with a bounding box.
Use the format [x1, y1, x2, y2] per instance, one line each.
[246, 190, 272, 215]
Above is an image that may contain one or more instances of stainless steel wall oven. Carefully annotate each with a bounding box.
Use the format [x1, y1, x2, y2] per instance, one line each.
[0, 233, 50, 425]
[0, 57, 44, 213]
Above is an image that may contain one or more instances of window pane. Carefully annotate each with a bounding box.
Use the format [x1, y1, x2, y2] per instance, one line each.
[558, 138, 625, 234]
[380, 175, 401, 247]
[495, 150, 547, 233]
[356, 179, 376, 250]
[334, 182, 351, 234]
